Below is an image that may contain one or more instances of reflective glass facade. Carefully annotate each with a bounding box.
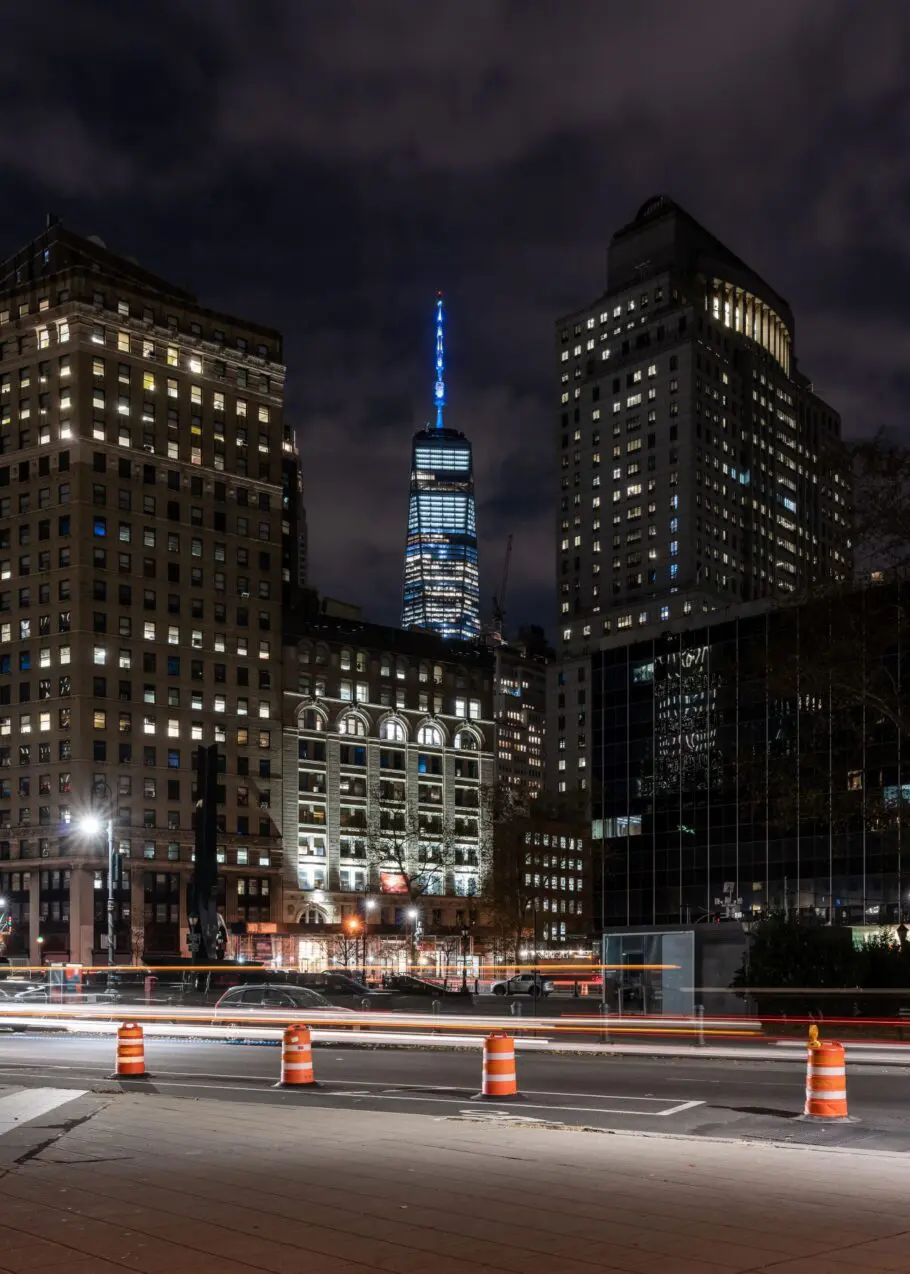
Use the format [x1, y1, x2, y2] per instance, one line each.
[401, 297, 480, 641]
[592, 593, 910, 930]
[402, 428, 480, 640]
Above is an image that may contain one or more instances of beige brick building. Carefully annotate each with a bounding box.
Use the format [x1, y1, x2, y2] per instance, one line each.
[0, 221, 299, 965]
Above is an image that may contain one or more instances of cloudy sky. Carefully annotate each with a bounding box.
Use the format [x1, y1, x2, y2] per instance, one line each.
[3, 0, 909, 632]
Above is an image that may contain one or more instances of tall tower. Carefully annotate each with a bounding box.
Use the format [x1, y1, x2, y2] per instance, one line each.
[401, 295, 480, 641]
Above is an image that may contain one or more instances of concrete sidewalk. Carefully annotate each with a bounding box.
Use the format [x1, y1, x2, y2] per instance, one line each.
[0, 1089, 908, 1273]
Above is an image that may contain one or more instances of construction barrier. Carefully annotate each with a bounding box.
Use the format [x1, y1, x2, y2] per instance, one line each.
[803, 1030, 849, 1120]
[111, 1022, 147, 1079]
[276, 1023, 317, 1089]
[479, 1031, 519, 1100]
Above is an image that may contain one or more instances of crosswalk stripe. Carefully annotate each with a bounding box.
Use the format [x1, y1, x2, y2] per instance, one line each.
[0, 1087, 87, 1138]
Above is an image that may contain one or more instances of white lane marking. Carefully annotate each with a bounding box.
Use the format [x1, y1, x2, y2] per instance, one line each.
[0, 1061, 701, 1114]
[0, 1086, 87, 1138]
[0, 1072, 699, 1118]
[655, 1100, 705, 1117]
[135, 1081, 691, 1117]
[455, 1110, 550, 1125]
[0, 1058, 701, 1105]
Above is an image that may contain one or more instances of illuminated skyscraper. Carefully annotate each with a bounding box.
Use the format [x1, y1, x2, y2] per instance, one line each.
[401, 295, 480, 641]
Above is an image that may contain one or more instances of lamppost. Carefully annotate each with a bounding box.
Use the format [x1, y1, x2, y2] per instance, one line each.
[79, 780, 116, 985]
[363, 897, 377, 982]
[344, 915, 361, 972]
[406, 906, 419, 970]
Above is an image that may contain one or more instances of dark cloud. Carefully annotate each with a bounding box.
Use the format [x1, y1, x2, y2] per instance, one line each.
[2, 0, 909, 631]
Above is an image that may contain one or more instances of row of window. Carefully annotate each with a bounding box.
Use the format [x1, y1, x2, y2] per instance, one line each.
[0, 642, 271, 679]
[2, 286, 275, 360]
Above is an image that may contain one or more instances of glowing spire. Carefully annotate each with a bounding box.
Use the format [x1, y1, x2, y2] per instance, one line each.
[433, 291, 445, 429]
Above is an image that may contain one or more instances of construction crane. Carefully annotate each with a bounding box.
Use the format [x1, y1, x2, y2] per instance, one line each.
[491, 534, 513, 643]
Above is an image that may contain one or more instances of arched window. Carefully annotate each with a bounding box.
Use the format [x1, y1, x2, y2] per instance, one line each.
[299, 908, 326, 925]
[338, 713, 366, 737]
[301, 708, 325, 732]
[454, 729, 478, 751]
[380, 717, 406, 742]
[417, 723, 443, 747]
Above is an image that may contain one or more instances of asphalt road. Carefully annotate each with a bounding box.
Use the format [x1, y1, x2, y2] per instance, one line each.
[1, 1031, 908, 1150]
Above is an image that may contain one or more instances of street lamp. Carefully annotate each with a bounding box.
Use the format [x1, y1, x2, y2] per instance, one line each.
[79, 780, 116, 983]
[363, 898, 377, 982]
[406, 906, 419, 969]
[344, 915, 361, 972]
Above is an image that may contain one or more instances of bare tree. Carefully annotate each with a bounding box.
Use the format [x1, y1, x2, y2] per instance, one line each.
[325, 931, 360, 970]
[363, 787, 458, 961]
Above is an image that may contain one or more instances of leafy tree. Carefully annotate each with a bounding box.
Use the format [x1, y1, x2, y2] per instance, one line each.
[733, 912, 910, 1015]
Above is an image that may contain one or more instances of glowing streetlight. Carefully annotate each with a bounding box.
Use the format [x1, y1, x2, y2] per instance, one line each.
[79, 786, 116, 979]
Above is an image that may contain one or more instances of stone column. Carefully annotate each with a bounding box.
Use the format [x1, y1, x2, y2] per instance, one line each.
[68, 866, 95, 966]
[130, 867, 146, 962]
[178, 867, 189, 957]
[28, 868, 40, 967]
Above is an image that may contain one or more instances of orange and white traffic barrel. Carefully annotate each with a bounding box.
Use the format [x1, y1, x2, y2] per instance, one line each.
[479, 1032, 519, 1099]
[803, 1040, 849, 1120]
[111, 1022, 147, 1079]
[276, 1023, 317, 1089]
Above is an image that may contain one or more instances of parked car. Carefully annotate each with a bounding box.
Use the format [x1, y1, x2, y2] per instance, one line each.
[213, 983, 348, 1022]
[491, 974, 554, 997]
[293, 971, 390, 1007]
[383, 974, 448, 996]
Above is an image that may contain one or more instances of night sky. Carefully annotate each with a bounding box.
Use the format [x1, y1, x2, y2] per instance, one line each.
[3, 1, 908, 634]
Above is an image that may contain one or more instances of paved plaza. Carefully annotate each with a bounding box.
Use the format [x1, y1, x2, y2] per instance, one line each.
[0, 1086, 908, 1272]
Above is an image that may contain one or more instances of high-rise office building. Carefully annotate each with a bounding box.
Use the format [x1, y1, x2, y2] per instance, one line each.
[556, 194, 850, 656]
[401, 296, 480, 641]
[491, 627, 549, 801]
[549, 195, 851, 798]
[0, 221, 293, 964]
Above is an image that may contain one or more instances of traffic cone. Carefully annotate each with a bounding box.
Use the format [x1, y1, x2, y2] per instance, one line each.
[802, 1039, 850, 1121]
[111, 1022, 148, 1079]
[275, 1023, 319, 1089]
[476, 1031, 520, 1100]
